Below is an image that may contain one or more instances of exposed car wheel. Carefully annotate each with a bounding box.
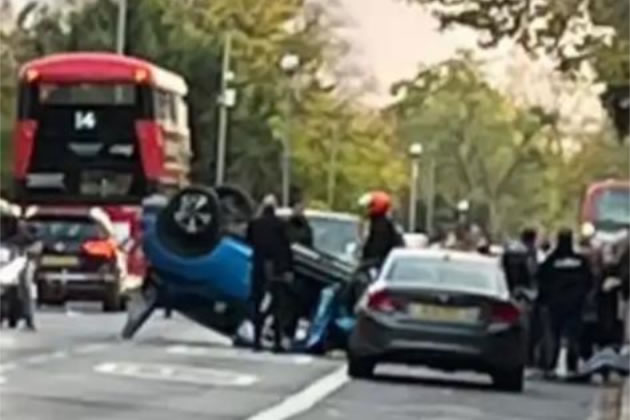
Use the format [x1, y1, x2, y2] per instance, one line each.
[156, 186, 223, 257]
[347, 355, 376, 379]
[491, 366, 525, 392]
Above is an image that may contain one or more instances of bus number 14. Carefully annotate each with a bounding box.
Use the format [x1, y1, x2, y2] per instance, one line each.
[75, 111, 97, 130]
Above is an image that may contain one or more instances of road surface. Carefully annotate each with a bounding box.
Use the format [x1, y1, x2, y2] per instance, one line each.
[0, 305, 615, 420]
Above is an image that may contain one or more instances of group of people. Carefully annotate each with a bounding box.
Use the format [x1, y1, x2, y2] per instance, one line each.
[245, 191, 402, 352]
[503, 226, 629, 377]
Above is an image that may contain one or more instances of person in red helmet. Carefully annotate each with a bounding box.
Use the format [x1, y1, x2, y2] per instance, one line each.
[359, 191, 404, 269]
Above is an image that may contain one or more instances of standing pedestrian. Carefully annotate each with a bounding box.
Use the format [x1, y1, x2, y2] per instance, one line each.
[284, 193, 314, 340]
[359, 191, 404, 270]
[246, 195, 293, 352]
[538, 229, 593, 377]
[519, 228, 543, 367]
[577, 227, 603, 361]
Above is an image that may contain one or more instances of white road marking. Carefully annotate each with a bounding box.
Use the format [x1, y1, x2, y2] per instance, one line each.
[245, 365, 348, 420]
[167, 345, 314, 365]
[0, 342, 111, 373]
[0, 376, 6, 384]
[74, 343, 111, 354]
[94, 361, 258, 387]
[0, 336, 16, 347]
[0, 363, 18, 373]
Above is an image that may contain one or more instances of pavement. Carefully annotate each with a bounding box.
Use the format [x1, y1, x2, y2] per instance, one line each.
[0, 303, 616, 420]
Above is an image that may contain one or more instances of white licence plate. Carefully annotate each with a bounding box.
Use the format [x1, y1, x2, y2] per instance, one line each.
[41, 255, 80, 267]
[409, 304, 479, 324]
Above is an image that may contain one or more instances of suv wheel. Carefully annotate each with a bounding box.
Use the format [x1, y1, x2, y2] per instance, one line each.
[103, 286, 122, 312]
[491, 366, 524, 392]
[347, 355, 376, 379]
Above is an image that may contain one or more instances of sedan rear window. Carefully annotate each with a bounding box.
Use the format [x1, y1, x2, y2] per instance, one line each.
[384, 256, 504, 295]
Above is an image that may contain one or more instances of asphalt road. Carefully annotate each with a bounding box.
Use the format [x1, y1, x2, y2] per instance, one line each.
[0, 305, 613, 420]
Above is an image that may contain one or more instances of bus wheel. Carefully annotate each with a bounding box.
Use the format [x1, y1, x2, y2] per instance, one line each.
[157, 186, 223, 257]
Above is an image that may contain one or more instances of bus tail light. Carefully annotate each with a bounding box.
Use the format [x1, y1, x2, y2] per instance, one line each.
[134, 68, 148, 83]
[13, 120, 38, 178]
[25, 69, 39, 82]
[135, 121, 165, 180]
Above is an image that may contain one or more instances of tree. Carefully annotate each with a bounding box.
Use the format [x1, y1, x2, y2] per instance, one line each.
[390, 53, 555, 237]
[410, 0, 629, 140]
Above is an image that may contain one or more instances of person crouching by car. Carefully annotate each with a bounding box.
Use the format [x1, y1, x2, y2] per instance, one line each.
[358, 191, 404, 271]
[246, 195, 294, 352]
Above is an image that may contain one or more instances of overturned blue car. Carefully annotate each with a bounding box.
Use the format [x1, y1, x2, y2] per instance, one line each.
[121, 186, 369, 353]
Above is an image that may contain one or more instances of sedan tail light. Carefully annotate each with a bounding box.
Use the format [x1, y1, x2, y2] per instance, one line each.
[81, 239, 117, 260]
[490, 302, 521, 324]
[367, 290, 403, 313]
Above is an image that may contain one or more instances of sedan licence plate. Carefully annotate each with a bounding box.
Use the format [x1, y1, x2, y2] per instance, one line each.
[409, 304, 479, 324]
[41, 255, 79, 267]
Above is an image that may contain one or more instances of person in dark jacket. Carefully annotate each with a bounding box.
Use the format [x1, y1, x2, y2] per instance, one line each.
[286, 197, 313, 248]
[360, 191, 404, 269]
[538, 229, 593, 375]
[3, 215, 38, 330]
[246, 195, 293, 352]
[519, 228, 542, 366]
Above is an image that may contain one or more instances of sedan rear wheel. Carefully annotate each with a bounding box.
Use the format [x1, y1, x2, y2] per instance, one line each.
[491, 366, 524, 392]
[347, 356, 376, 379]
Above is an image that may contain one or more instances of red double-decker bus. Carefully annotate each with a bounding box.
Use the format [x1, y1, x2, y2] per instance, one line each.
[581, 179, 630, 239]
[12, 52, 192, 284]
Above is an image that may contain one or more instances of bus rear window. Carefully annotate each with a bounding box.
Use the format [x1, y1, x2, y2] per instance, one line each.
[39, 83, 136, 105]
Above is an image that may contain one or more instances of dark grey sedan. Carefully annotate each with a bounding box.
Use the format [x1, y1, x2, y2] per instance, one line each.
[347, 248, 526, 392]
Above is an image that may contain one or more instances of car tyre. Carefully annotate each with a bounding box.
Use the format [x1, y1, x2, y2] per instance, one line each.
[103, 286, 123, 312]
[491, 366, 524, 392]
[347, 355, 376, 379]
[156, 186, 223, 257]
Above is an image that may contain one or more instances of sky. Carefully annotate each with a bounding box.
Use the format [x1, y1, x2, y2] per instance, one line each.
[333, 0, 478, 104]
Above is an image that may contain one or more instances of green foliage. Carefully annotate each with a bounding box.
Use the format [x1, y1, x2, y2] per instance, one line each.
[390, 53, 628, 237]
[410, 0, 629, 87]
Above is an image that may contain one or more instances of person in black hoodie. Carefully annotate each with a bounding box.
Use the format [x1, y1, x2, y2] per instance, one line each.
[538, 229, 593, 375]
[360, 191, 404, 269]
[246, 195, 293, 352]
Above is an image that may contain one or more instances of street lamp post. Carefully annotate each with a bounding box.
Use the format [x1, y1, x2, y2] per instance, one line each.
[408, 143, 423, 233]
[215, 32, 235, 186]
[116, 0, 127, 55]
[279, 53, 300, 208]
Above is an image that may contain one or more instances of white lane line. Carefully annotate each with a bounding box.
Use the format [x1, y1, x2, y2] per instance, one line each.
[0, 336, 16, 347]
[0, 363, 18, 373]
[94, 361, 259, 387]
[246, 365, 348, 420]
[167, 345, 314, 365]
